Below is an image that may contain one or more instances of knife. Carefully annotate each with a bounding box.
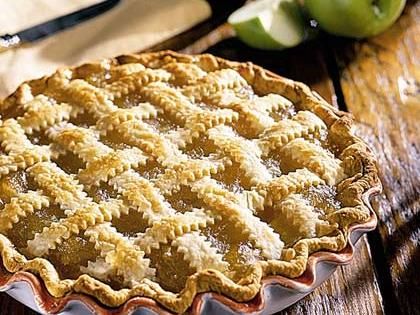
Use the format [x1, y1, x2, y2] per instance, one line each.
[0, 0, 120, 53]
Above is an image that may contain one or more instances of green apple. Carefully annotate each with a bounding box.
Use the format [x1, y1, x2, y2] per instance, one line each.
[304, 0, 406, 38]
[228, 0, 307, 50]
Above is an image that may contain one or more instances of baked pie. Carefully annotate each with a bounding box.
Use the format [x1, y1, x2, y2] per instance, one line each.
[0, 51, 378, 313]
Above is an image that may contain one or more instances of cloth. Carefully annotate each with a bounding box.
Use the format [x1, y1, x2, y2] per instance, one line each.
[0, 0, 211, 98]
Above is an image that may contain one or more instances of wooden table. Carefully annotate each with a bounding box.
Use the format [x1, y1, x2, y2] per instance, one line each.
[1, 1, 418, 314]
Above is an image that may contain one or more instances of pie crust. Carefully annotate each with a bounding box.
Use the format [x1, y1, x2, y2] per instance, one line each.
[0, 51, 379, 313]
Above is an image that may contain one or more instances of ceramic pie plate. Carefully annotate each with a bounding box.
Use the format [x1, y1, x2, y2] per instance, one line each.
[0, 184, 379, 315]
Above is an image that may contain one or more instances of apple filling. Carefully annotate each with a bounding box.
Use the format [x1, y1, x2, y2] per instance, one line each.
[68, 111, 97, 128]
[165, 186, 206, 213]
[111, 209, 150, 237]
[183, 136, 219, 159]
[0, 171, 36, 205]
[52, 151, 86, 175]
[203, 222, 263, 270]
[144, 115, 177, 134]
[260, 185, 340, 245]
[6, 204, 66, 251]
[149, 244, 197, 293]
[47, 234, 99, 280]
[113, 93, 145, 109]
[212, 161, 246, 193]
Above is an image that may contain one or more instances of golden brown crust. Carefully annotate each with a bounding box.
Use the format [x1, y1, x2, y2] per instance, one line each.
[0, 51, 380, 313]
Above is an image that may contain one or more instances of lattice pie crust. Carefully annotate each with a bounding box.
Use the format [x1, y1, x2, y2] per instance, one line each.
[0, 51, 378, 313]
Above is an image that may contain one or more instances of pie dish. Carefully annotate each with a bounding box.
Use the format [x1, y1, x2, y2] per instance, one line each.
[0, 51, 380, 314]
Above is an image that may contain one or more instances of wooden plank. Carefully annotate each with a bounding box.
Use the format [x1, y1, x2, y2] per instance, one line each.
[333, 2, 420, 315]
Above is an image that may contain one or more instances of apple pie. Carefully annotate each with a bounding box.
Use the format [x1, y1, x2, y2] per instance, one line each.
[0, 51, 379, 313]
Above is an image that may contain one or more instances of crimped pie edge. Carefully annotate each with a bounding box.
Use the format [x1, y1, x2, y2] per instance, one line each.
[0, 51, 380, 314]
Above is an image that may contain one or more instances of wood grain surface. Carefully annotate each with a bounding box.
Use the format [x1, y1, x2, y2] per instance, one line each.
[334, 2, 420, 314]
[1, 1, 418, 314]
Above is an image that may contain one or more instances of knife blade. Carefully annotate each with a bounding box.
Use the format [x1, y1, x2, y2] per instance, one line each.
[0, 0, 120, 53]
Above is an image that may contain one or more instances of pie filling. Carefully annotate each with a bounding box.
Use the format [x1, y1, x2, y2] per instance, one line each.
[0, 53, 376, 312]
